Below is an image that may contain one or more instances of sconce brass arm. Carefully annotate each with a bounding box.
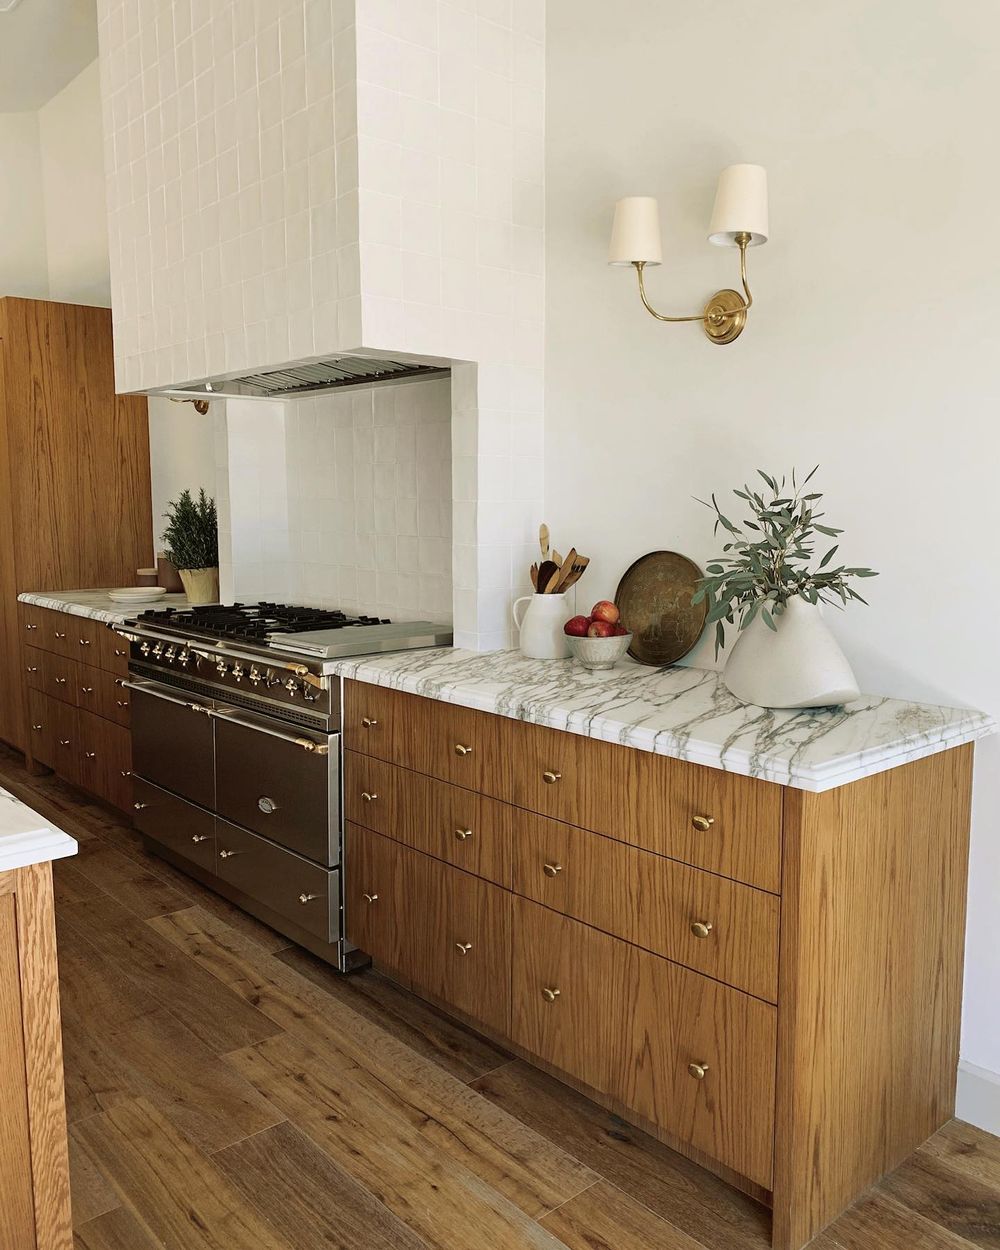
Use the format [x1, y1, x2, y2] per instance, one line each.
[633, 233, 753, 344]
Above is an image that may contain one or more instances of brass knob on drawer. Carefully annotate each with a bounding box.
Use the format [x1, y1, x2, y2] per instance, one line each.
[688, 1061, 710, 1080]
[55, 677, 67, 685]
[25, 623, 37, 630]
[454, 941, 473, 955]
[31, 724, 42, 731]
[120, 770, 131, 777]
[25, 666, 37, 673]
[361, 791, 378, 803]
[541, 987, 561, 1003]
[454, 828, 473, 841]
[543, 862, 563, 878]
[361, 716, 378, 728]
[454, 743, 473, 756]
[55, 631, 66, 639]
[219, 849, 242, 859]
[299, 892, 319, 904]
[691, 815, 715, 832]
[362, 892, 379, 904]
[58, 738, 71, 746]
[79, 638, 91, 646]
[690, 921, 713, 940]
[81, 687, 94, 694]
[191, 834, 209, 843]
[133, 802, 148, 810]
[542, 770, 561, 784]
[85, 751, 97, 760]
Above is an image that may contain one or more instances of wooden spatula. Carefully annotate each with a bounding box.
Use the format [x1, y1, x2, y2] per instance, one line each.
[553, 548, 577, 591]
[530, 562, 539, 590]
[539, 523, 550, 561]
[559, 555, 590, 590]
[537, 560, 558, 593]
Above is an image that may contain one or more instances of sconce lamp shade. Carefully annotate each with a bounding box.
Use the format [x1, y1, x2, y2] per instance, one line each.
[608, 196, 663, 266]
[708, 164, 768, 247]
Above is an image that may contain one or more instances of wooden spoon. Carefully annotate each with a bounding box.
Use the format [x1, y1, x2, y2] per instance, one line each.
[553, 547, 577, 591]
[559, 556, 590, 590]
[537, 560, 558, 593]
[539, 523, 550, 561]
[529, 562, 539, 590]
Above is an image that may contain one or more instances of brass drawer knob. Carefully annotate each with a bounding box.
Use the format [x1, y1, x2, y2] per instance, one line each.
[81, 686, 94, 694]
[543, 862, 563, 878]
[688, 1061, 710, 1080]
[454, 743, 473, 756]
[542, 770, 561, 785]
[541, 987, 561, 1003]
[298, 892, 319, 904]
[191, 834, 209, 843]
[362, 892, 379, 904]
[31, 724, 42, 731]
[25, 666, 37, 673]
[361, 716, 378, 728]
[120, 770, 131, 777]
[454, 941, 473, 955]
[454, 827, 473, 841]
[85, 751, 97, 760]
[219, 849, 242, 859]
[58, 738, 71, 746]
[133, 802, 148, 810]
[690, 921, 713, 940]
[361, 790, 378, 803]
[692, 815, 715, 832]
[116, 700, 129, 708]
[55, 677, 67, 685]
[25, 623, 37, 630]
[79, 638, 92, 646]
[55, 631, 66, 639]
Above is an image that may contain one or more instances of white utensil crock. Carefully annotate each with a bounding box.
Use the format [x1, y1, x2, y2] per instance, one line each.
[512, 593, 572, 660]
[723, 593, 860, 709]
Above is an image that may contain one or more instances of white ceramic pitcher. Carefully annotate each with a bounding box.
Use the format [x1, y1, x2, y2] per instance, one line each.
[512, 593, 572, 660]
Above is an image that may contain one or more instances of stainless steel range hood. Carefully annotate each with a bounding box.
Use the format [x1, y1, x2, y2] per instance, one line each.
[153, 354, 450, 401]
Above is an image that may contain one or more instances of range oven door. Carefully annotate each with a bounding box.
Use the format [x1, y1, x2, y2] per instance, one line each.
[213, 707, 339, 867]
[125, 678, 216, 809]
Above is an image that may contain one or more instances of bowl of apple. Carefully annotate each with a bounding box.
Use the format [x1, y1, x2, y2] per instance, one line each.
[563, 601, 632, 671]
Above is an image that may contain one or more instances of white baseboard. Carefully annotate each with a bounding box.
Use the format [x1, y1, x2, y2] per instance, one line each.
[956, 1061, 1000, 1136]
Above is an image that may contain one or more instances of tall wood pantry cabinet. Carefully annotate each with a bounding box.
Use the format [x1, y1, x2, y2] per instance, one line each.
[0, 298, 153, 753]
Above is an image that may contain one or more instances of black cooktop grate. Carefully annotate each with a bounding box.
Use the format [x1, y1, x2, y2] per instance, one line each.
[135, 602, 390, 641]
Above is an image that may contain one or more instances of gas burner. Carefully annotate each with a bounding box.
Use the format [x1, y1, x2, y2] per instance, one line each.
[135, 601, 390, 643]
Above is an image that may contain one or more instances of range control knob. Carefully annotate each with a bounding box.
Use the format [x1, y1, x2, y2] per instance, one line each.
[178, 649, 190, 667]
[140, 642, 151, 656]
[165, 645, 177, 661]
[216, 660, 229, 676]
[249, 665, 262, 685]
[232, 663, 244, 682]
[284, 678, 300, 697]
[265, 670, 281, 688]
[152, 643, 164, 658]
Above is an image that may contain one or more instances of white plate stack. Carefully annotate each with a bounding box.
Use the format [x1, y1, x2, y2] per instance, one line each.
[107, 587, 168, 604]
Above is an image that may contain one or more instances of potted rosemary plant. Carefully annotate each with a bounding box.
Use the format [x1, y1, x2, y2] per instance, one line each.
[692, 469, 878, 708]
[161, 488, 220, 606]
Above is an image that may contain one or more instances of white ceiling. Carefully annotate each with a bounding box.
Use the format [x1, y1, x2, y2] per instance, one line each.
[0, 0, 98, 112]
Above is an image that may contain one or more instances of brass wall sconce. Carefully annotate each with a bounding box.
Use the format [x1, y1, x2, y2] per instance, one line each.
[609, 164, 768, 345]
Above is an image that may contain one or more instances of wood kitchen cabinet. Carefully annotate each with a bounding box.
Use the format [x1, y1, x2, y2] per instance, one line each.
[20, 607, 133, 813]
[343, 678, 976, 1250]
[0, 298, 152, 753]
[0, 861, 73, 1250]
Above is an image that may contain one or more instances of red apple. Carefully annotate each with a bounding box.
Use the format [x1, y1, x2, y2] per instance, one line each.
[612, 624, 629, 636]
[590, 600, 620, 625]
[587, 619, 615, 638]
[563, 615, 590, 637]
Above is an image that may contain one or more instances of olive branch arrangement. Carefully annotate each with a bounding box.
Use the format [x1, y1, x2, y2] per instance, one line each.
[692, 468, 878, 657]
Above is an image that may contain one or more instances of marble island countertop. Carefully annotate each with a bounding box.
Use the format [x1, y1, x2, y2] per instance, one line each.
[330, 648, 996, 792]
[0, 786, 77, 872]
[18, 588, 189, 625]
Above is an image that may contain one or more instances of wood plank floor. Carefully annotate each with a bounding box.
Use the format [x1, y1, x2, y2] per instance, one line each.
[2, 745, 998, 1250]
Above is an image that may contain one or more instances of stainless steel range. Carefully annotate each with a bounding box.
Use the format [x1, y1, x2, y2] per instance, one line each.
[115, 603, 452, 970]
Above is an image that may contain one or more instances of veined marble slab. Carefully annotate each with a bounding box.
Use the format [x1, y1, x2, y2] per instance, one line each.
[330, 648, 996, 792]
[18, 588, 189, 626]
[0, 788, 77, 872]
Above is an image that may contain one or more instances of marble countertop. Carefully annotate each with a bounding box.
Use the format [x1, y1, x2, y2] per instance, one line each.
[330, 648, 996, 792]
[0, 787, 77, 872]
[18, 589, 189, 625]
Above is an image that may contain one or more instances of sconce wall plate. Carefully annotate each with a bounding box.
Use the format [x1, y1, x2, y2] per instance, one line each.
[703, 289, 748, 345]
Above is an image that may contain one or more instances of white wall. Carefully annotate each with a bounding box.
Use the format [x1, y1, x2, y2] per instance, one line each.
[0, 111, 49, 298]
[545, 0, 1000, 1108]
[38, 60, 111, 306]
[147, 397, 219, 555]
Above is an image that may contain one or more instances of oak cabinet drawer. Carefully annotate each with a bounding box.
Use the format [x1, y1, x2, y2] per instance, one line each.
[43, 652, 80, 706]
[69, 617, 103, 661]
[19, 604, 47, 642]
[504, 720, 782, 893]
[345, 824, 512, 1036]
[102, 672, 132, 726]
[345, 752, 511, 887]
[26, 690, 55, 766]
[511, 897, 776, 1188]
[77, 709, 132, 811]
[99, 625, 132, 676]
[23, 645, 45, 693]
[50, 701, 80, 785]
[510, 811, 779, 1001]
[76, 664, 106, 718]
[216, 819, 336, 943]
[344, 681, 507, 794]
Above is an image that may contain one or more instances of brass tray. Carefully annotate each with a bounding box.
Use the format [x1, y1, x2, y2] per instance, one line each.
[614, 551, 707, 666]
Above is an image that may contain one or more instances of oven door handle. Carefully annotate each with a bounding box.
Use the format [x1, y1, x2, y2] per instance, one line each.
[209, 707, 331, 754]
[120, 679, 214, 714]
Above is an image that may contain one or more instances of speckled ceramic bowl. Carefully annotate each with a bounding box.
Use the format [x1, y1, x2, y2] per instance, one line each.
[567, 632, 632, 671]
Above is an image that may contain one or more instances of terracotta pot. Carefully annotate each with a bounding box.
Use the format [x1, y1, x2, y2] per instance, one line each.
[157, 555, 184, 592]
[178, 567, 220, 606]
[723, 593, 860, 709]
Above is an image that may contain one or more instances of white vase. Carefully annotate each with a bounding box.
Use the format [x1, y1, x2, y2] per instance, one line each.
[512, 593, 572, 660]
[723, 594, 860, 709]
